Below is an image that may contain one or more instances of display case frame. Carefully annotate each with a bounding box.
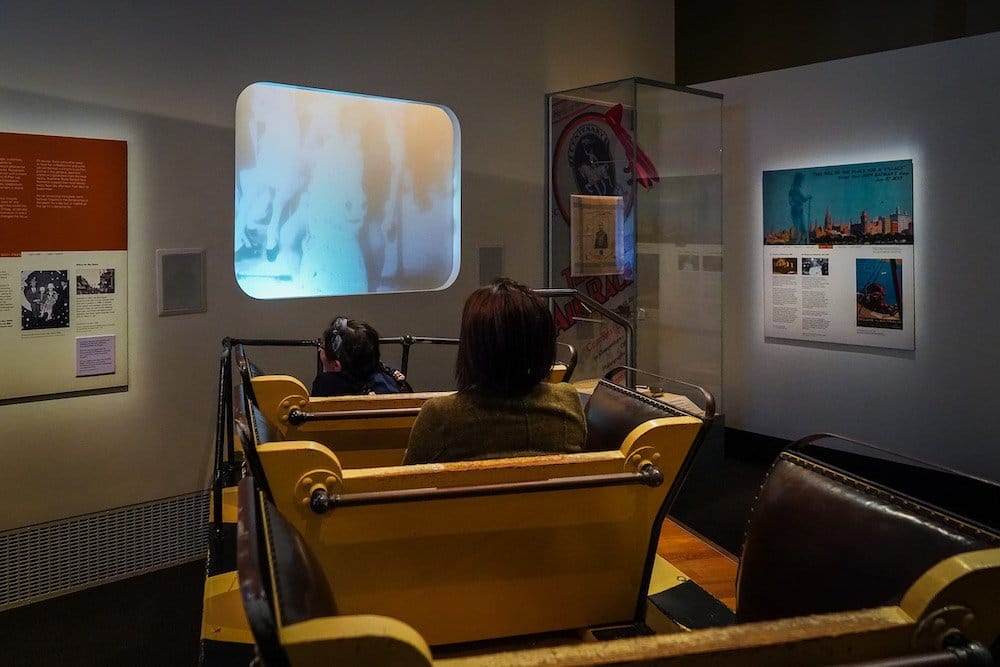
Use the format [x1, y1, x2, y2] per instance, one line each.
[546, 77, 723, 401]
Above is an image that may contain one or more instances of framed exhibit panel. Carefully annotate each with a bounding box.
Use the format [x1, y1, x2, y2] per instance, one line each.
[0, 131, 128, 401]
[546, 79, 723, 399]
[762, 160, 915, 350]
[234, 82, 461, 299]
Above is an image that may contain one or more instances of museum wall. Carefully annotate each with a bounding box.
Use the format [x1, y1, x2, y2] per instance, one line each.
[703, 33, 1000, 479]
[0, 1, 676, 530]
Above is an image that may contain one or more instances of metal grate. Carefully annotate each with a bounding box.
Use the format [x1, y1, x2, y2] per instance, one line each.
[0, 490, 209, 610]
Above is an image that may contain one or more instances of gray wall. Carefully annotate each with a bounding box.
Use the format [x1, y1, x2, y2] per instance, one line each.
[705, 33, 1000, 479]
[0, 1, 676, 530]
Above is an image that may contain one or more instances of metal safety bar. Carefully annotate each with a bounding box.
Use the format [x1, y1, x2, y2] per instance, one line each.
[532, 287, 635, 371]
[308, 463, 663, 514]
[604, 365, 716, 421]
[378, 336, 459, 377]
[211, 344, 231, 537]
[836, 640, 993, 666]
[222, 336, 319, 348]
[287, 406, 422, 425]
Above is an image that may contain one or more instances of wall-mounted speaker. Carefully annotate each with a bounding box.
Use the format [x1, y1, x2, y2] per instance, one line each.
[478, 245, 503, 286]
[156, 248, 206, 316]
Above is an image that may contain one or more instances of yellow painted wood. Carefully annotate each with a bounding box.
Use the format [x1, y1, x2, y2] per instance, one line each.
[545, 363, 568, 383]
[258, 416, 703, 646]
[437, 607, 915, 666]
[206, 485, 239, 525]
[280, 615, 433, 667]
[200, 571, 254, 645]
[250, 375, 452, 467]
[647, 554, 691, 596]
[899, 548, 1000, 649]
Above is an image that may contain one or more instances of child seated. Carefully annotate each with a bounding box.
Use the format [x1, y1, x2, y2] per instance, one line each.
[312, 316, 410, 396]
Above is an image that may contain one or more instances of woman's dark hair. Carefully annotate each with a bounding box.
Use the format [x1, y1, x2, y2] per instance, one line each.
[322, 316, 380, 381]
[455, 278, 556, 395]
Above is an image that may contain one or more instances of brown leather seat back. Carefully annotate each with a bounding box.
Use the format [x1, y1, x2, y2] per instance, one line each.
[584, 379, 694, 451]
[736, 447, 1000, 623]
[262, 496, 337, 626]
[232, 345, 275, 447]
[236, 475, 337, 664]
[235, 476, 287, 667]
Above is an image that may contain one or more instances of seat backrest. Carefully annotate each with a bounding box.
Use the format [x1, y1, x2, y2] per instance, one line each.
[231, 353, 265, 452]
[251, 374, 450, 467]
[736, 436, 1000, 623]
[256, 412, 704, 646]
[237, 473, 342, 667]
[235, 475, 288, 667]
[584, 378, 705, 451]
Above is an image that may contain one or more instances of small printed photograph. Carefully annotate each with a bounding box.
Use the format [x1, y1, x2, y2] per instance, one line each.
[856, 258, 903, 330]
[701, 255, 722, 272]
[771, 257, 798, 275]
[677, 254, 699, 271]
[76, 268, 116, 294]
[21, 270, 71, 330]
[802, 257, 829, 276]
[581, 209, 616, 262]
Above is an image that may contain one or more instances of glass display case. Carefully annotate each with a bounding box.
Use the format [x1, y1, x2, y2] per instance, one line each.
[546, 78, 722, 401]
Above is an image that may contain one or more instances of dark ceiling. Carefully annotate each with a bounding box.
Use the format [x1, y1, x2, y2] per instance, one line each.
[675, 0, 1000, 84]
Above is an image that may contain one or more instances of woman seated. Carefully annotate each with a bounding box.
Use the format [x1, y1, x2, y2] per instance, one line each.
[403, 278, 585, 464]
[312, 316, 410, 396]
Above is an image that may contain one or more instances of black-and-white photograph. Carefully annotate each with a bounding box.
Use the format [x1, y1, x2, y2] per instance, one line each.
[802, 257, 830, 276]
[677, 254, 700, 271]
[21, 270, 71, 330]
[76, 268, 116, 294]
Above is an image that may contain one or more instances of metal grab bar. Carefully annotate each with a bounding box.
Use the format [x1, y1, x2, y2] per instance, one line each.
[555, 341, 578, 382]
[287, 406, 423, 425]
[833, 640, 993, 666]
[309, 463, 663, 514]
[532, 287, 635, 371]
[222, 337, 319, 347]
[378, 336, 459, 377]
[604, 365, 716, 421]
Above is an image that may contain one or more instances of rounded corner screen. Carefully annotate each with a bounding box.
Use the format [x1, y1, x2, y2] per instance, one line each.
[235, 82, 460, 299]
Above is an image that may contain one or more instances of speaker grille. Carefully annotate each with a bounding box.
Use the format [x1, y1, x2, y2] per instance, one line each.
[0, 491, 208, 610]
[158, 249, 206, 315]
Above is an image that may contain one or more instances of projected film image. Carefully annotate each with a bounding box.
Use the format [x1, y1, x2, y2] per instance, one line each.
[235, 83, 460, 298]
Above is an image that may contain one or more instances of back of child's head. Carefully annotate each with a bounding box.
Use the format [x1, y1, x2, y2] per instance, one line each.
[323, 316, 380, 380]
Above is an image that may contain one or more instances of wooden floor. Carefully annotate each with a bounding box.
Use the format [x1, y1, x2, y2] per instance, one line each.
[658, 518, 738, 610]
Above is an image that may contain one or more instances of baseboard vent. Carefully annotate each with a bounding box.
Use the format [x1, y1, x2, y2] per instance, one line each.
[0, 490, 209, 611]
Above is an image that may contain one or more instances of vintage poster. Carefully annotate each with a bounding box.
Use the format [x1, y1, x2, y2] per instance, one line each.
[570, 194, 625, 276]
[549, 96, 656, 379]
[761, 159, 914, 350]
[0, 132, 128, 401]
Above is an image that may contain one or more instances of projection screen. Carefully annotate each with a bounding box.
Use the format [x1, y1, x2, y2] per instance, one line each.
[235, 82, 460, 299]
